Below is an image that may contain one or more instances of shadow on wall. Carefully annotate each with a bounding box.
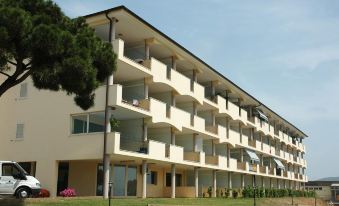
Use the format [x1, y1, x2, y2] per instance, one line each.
[0, 197, 24, 206]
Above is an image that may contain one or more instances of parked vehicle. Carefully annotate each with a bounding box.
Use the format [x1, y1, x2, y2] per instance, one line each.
[0, 161, 41, 198]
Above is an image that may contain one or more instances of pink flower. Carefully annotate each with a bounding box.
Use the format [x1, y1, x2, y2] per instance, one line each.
[59, 188, 77, 197]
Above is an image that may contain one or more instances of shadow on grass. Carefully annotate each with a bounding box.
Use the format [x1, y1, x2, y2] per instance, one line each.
[0, 197, 24, 206]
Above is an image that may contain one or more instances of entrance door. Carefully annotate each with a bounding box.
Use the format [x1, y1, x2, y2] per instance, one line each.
[0, 163, 19, 194]
[57, 162, 69, 195]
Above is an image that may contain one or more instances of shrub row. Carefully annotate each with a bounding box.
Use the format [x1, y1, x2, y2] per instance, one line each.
[203, 186, 315, 198]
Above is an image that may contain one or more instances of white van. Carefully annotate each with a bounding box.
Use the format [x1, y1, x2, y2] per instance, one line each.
[0, 161, 41, 198]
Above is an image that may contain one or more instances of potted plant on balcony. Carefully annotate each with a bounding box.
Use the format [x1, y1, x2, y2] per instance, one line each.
[110, 115, 120, 132]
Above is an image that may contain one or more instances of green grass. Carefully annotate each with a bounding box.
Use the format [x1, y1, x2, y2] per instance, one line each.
[0, 197, 322, 206]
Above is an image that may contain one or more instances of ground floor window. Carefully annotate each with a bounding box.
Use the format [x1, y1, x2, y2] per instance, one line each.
[147, 171, 157, 185]
[165, 173, 182, 187]
[96, 164, 137, 197]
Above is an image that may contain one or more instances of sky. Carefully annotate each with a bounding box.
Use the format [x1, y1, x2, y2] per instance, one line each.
[54, 0, 339, 180]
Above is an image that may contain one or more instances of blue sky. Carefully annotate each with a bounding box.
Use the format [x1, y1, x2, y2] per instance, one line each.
[54, 0, 339, 180]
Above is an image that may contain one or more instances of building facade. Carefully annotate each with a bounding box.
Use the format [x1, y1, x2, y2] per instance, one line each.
[0, 6, 308, 198]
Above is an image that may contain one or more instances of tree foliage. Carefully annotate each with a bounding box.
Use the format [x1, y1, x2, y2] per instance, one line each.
[0, 0, 116, 110]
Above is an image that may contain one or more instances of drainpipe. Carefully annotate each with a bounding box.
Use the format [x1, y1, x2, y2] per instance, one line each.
[102, 12, 115, 199]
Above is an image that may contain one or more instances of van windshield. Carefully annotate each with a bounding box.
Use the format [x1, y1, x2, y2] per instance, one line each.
[14, 163, 29, 175]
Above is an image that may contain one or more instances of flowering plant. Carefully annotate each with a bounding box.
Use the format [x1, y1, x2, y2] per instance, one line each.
[59, 188, 77, 197]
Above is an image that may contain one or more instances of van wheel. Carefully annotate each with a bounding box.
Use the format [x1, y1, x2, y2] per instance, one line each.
[16, 187, 31, 198]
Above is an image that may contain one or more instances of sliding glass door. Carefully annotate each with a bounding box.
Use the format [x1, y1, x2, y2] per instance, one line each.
[96, 164, 137, 197]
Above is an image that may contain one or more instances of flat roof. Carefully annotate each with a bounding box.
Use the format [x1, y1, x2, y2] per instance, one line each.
[84, 6, 307, 137]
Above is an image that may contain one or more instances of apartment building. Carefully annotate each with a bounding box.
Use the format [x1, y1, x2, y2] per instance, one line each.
[0, 6, 308, 198]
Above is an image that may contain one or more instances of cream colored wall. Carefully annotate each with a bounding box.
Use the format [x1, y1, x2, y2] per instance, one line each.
[68, 161, 98, 196]
[0, 78, 109, 196]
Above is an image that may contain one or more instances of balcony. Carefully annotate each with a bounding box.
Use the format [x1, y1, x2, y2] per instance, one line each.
[112, 39, 152, 81]
[184, 151, 204, 163]
[249, 164, 258, 172]
[205, 155, 218, 166]
[143, 57, 204, 104]
[215, 96, 244, 123]
[268, 168, 275, 175]
[167, 106, 191, 131]
[259, 166, 267, 174]
[248, 139, 256, 148]
[237, 162, 247, 171]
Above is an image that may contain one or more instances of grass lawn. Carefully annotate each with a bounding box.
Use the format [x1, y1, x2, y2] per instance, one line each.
[0, 197, 325, 206]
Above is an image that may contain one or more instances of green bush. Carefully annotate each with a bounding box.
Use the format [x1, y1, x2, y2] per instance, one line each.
[224, 188, 230, 198]
[232, 190, 238, 198]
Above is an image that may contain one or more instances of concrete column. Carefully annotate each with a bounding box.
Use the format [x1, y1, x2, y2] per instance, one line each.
[171, 92, 176, 107]
[171, 56, 177, 70]
[142, 160, 147, 198]
[260, 133, 263, 150]
[270, 178, 272, 188]
[192, 69, 198, 82]
[171, 128, 175, 145]
[252, 175, 256, 187]
[238, 98, 242, 116]
[239, 123, 243, 143]
[171, 164, 176, 198]
[262, 176, 265, 188]
[226, 144, 230, 168]
[143, 120, 148, 142]
[240, 148, 244, 162]
[212, 140, 216, 156]
[211, 81, 216, 97]
[211, 111, 216, 127]
[194, 167, 199, 197]
[228, 172, 232, 190]
[284, 180, 287, 189]
[35, 160, 58, 197]
[193, 134, 198, 152]
[193, 102, 198, 115]
[226, 117, 230, 139]
[212, 170, 217, 197]
[277, 179, 280, 189]
[241, 174, 245, 189]
[144, 79, 148, 99]
[145, 40, 150, 60]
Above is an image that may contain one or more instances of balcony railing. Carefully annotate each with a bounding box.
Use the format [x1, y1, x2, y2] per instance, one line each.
[184, 151, 201, 162]
[205, 155, 218, 165]
[248, 139, 256, 148]
[237, 162, 246, 170]
[120, 137, 148, 154]
[259, 166, 267, 174]
[205, 125, 218, 134]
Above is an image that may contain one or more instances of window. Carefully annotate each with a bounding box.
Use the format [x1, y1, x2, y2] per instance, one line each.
[72, 115, 87, 134]
[88, 112, 105, 133]
[166, 173, 182, 187]
[19, 83, 28, 98]
[16, 123, 24, 139]
[147, 171, 157, 185]
[71, 112, 105, 134]
[2, 163, 20, 176]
